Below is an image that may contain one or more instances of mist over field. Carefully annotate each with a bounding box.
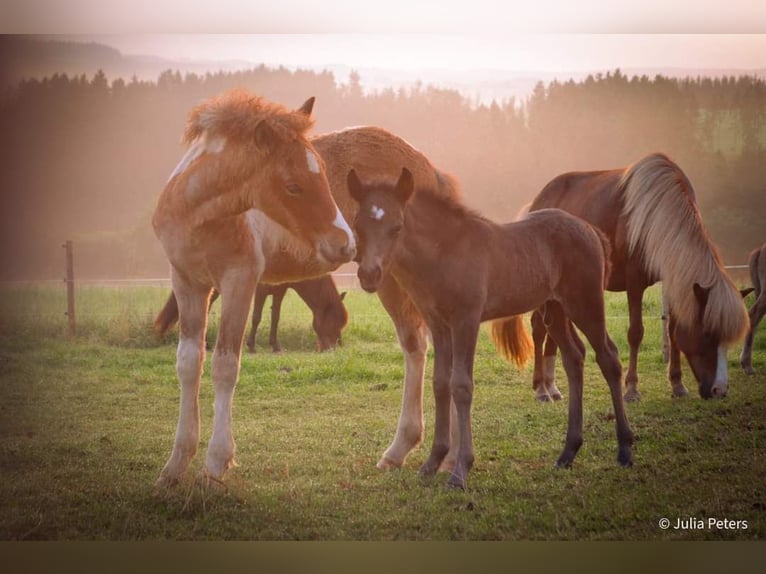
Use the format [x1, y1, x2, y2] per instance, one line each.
[1, 36, 764, 280]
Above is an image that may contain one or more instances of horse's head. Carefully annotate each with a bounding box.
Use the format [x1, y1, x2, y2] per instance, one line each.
[348, 168, 414, 293]
[250, 97, 355, 266]
[313, 291, 349, 351]
[673, 283, 748, 399]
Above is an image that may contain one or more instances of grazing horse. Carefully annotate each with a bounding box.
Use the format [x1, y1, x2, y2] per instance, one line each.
[153, 275, 348, 352]
[246, 276, 348, 353]
[741, 244, 766, 374]
[156, 124, 461, 472]
[349, 168, 633, 489]
[509, 154, 749, 402]
[152, 90, 355, 486]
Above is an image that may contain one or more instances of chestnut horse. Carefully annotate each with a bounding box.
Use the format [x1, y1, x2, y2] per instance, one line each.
[246, 276, 348, 353]
[741, 243, 766, 374]
[155, 123, 460, 477]
[509, 154, 749, 402]
[153, 90, 355, 486]
[153, 275, 348, 352]
[349, 168, 633, 489]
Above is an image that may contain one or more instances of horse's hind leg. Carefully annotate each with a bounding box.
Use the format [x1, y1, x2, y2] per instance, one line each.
[740, 294, 765, 375]
[532, 309, 563, 402]
[375, 273, 429, 469]
[205, 269, 257, 481]
[624, 281, 647, 402]
[567, 293, 634, 467]
[157, 272, 210, 487]
[542, 302, 585, 468]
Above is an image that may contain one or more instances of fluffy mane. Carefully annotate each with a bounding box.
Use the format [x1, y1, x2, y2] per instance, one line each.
[620, 153, 748, 344]
[183, 88, 314, 145]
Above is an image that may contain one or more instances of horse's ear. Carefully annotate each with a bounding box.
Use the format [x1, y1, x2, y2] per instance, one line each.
[740, 287, 755, 299]
[297, 97, 315, 117]
[255, 120, 276, 151]
[339, 291, 347, 301]
[693, 282, 710, 312]
[347, 169, 366, 204]
[395, 167, 415, 205]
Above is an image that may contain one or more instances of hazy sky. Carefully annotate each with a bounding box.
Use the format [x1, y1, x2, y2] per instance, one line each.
[53, 34, 766, 75]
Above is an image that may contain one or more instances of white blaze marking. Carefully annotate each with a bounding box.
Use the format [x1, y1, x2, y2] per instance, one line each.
[714, 346, 728, 387]
[371, 205, 385, 220]
[306, 148, 321, 174]
[333, 208, 356, 250]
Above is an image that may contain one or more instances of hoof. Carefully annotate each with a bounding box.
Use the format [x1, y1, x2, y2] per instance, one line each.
[742, 364, 755, 376]
[419, 461, 439, 477]
[376, 456, 402, 470]
[446, 474, 466, 490]
[536, 393, 552, 403]
[624, 389, 641, 403]
[671, 385, 689, 398]
[617, 448, 633, 468]
[438, 458, 457, 473]
[549, 390, 563, 401]
[154, 474, 180, 491]
[555, 455, 574, 469]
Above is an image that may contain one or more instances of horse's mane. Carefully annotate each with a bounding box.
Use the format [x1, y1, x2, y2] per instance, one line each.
[183, 89, 314, 145]
[620, 153, 748, 343]
[410, 184, 489, 226]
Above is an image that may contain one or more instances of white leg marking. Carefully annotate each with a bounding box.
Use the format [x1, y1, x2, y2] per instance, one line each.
[206, 349, 240, 478]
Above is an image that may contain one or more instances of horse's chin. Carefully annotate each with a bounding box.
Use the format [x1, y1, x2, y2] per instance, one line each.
[360, 283, 379, 294]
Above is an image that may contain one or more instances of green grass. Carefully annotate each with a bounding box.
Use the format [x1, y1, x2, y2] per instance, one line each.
[0, 284, 764, 540]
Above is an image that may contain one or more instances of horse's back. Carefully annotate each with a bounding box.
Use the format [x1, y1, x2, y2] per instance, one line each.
[530, 168, 624, 236]
[312, 126, 455, 219]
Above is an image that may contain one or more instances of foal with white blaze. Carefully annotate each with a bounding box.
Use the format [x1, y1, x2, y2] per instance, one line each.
[152, 90, 354, 486]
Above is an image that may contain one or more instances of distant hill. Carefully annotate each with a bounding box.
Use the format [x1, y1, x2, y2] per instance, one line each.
[3, 36, 766, 105]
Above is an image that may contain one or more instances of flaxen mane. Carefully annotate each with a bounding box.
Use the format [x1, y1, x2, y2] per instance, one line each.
[620, 153, 748, 344]
[183, 89, 314, 145]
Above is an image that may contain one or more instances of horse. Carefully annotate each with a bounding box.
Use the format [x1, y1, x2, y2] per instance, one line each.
[740, 243, 766, 374]
[246, 276, 348, 353]
[155, 123, 466, 474]
[504, 153, 749, 402]
[348, 167, 633, 489]
[152, 89, 355, 486]
[153, 275, 348, 352]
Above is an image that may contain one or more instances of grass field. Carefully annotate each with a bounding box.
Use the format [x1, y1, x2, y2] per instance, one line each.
[0, 283, 764, 540]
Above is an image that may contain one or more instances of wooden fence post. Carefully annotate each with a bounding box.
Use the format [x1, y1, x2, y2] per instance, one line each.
[63, 240, 75, 336]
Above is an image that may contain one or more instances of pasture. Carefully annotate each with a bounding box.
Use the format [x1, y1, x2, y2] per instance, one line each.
[0, 283, 764, 540]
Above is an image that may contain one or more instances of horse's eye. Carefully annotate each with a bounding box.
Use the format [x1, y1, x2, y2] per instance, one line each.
[286, 184, 303, 196]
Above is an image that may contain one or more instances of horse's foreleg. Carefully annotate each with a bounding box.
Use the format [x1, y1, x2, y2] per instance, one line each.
[445, 315, 480, 490]
[666, 312, 688, 397]
[740, 295, 765, 375]
[269, 287, 287, 353]
[531, 311, 551, 401]
[375, 275, 428, 469]
[246, 287, 268, 353]
[157, 275, 210, 487]
[205, 270, 257, 481]
[624, 283, 646, 402]
[419, 323, 453, 477]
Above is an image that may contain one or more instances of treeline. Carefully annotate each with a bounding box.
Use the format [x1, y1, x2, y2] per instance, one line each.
[0, 66, 764, 280]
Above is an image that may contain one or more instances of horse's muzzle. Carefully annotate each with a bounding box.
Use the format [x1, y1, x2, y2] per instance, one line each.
[358, 265, 382, 293]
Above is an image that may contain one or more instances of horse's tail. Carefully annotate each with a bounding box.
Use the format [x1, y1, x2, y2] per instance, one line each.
[591, 224, 613, 289]
[154, 291, 180, 338]
[490, 315, 534, 368]
[749, 246, 763, 298]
